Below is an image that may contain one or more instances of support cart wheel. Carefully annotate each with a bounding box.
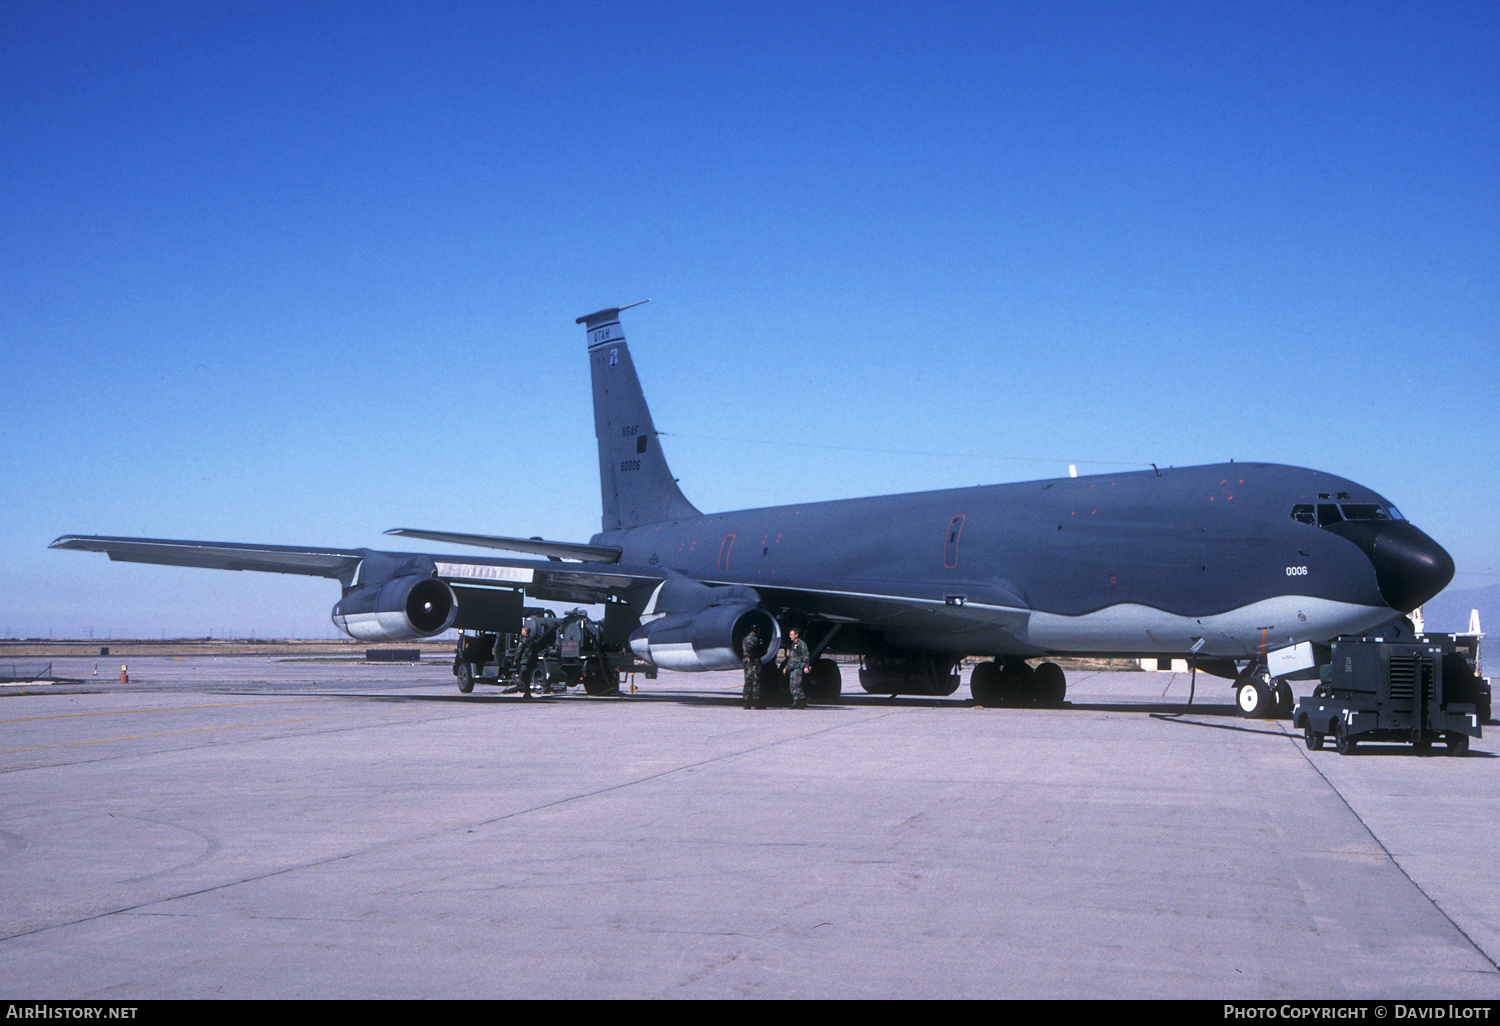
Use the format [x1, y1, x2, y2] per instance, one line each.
[456, 663, 476, 694]
[1446, 732, 1470, 757]
[1304, 725, 1324, 751]
[1333, 720, 1357, 756]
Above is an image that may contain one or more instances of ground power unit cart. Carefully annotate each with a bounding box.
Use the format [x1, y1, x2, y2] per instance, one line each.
[1292, 635, 1487, 756]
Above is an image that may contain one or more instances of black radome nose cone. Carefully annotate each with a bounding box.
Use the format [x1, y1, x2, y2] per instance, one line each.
[1370, 521, 1455, 611]
[1324, 520, 1455, 612]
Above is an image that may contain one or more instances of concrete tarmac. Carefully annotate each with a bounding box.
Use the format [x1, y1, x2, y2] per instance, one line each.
[1, 658, 1498, 999]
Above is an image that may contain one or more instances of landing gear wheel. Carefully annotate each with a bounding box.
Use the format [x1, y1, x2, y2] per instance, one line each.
[1274, 681, 1294, 719]
[996, 662, 1029, 705]
[1033, 662, 1066, 706]
[970, 661, 1001, 705]
[1446, 732, 1470, 757]
[456, 663, 476, 694]
[1304, 725, 1324, 751]
[805, 658, 842, 702]
[1333, 719, 1357, 756]
[1237, 680, 1272, 718]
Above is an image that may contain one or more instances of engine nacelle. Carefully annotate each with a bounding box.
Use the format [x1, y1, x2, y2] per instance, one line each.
[332, 574, 457, 641]
[629, 601, 780, 672]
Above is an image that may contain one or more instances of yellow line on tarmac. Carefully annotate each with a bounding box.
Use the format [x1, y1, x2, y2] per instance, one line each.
[0, 717, 330, 754]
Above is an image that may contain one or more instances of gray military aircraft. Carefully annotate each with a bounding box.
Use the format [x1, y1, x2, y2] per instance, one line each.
[53, 305, 1454, 716]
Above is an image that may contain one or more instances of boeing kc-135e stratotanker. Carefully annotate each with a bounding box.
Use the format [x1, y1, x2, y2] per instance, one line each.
[53, 304, 1455, 716]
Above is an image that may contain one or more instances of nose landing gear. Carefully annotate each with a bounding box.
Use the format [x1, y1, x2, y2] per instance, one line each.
[1234, 663, 1293, 719]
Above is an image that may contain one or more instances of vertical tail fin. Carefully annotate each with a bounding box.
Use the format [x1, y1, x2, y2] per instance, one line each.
[579, 305, 700, 532]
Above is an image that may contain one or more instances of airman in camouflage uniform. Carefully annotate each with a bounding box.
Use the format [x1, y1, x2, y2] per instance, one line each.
[512, 626, 535, 698]
[780, 627, 810, 709]
[741, 627, 765, 709]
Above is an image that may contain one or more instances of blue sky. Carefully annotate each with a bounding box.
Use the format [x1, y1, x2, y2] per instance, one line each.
[3, 0, 1496, 639]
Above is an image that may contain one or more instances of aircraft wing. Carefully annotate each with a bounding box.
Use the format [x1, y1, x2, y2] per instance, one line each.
[51, 535, 1030, 644]
[49, 536, 367, 579]
[50, 534, 658, 602]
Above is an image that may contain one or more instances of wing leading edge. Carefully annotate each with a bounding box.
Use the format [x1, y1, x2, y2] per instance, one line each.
[49, 536, 365, 580]
[50, 534, 649, 593]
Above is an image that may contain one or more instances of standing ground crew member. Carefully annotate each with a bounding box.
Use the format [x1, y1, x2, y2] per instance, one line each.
[512, 626, 536, 698]
[741, 627, 765, 709]
[780, 627, 809, 709]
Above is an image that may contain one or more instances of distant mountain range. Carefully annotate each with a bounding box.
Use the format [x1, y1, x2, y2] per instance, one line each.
[1421, 583, 1500, 635]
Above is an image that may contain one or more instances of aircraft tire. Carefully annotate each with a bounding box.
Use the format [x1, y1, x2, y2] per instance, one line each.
[1033, 662, 1066, 706]
[1273, 681, 1294, 719]
[995, 662, 1028, 705]
[933, 660, 961, 697]
[805, 659, 841, 701]
[970, 661, 1001, 705]
[1237, 680, 1272, 718]
[456, 663, 476, 694]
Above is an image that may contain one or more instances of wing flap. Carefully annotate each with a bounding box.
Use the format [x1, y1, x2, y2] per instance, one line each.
[384, 529, 622, 563]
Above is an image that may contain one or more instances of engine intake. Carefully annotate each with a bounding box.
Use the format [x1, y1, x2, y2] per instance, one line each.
[332, 574, 457, 641]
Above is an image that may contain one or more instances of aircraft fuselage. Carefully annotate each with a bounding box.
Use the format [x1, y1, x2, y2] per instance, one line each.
[596, 461, 1447, 661]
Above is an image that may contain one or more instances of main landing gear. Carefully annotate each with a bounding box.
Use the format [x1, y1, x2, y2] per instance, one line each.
[969, 659, 1066, 707]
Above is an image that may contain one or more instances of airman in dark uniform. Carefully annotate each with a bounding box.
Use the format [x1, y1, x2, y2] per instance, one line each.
[741, 627, 765, 709]
[780, 627, 810, 709]
[512, 626, 536, 698]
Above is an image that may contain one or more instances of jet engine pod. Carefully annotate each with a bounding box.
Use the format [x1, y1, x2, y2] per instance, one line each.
[629, 602, 780, 672]
[332, 574, 458, 641]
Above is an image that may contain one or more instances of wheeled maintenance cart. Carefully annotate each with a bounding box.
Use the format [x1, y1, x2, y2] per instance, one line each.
[1292, 635, 1487, 756]
[453, 607, 619, 695]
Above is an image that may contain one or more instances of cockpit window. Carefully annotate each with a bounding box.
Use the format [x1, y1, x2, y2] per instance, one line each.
[1293, 502, 1403, 527]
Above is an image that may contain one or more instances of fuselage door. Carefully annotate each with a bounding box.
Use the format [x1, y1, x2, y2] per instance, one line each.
[943, 515, 965, 569]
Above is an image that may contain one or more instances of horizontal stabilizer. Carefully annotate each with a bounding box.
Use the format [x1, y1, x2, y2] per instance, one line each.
[383, 529, 622, 563]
